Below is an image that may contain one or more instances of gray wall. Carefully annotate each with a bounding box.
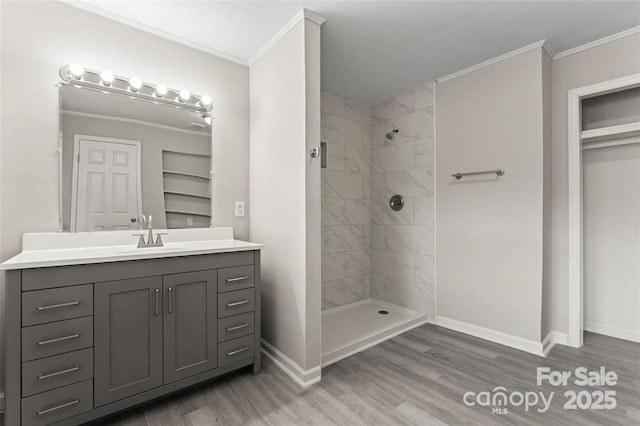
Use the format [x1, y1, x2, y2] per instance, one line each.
[320, 91, 372, 309]
[0, 0, 249, 401]
[548, 32, 640, 335]
[436, 48, 546, 343]
[61, 113, 211, 230]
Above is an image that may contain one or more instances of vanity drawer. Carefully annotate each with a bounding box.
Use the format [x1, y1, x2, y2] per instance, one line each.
[218, 265, 254, 293]
[22, 284, 93, 327]
[218, 312, 254, 342]
[218, 335, 255, 367]
[22, 316, 93, 362]
[22, 348, 93, 397]
[218, 289, 255, 318]
[21, 379, 93, 426]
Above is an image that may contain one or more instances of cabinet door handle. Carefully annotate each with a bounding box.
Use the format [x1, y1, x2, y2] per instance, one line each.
[226, 300, 249, 308]
[226, 323, 249, 332]
[226, 276, 249, 283]
[155, 288, 159, 316]
[37, 366, 80, 380]
[168, 287, 173, 313]
[37, 399, 79, 416]
[37, 301, 80, 311]
[226, 346, 249, 356]
[37, 333, 80, 346]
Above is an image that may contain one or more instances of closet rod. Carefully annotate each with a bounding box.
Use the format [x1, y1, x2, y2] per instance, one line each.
[582, 136, 640, 150]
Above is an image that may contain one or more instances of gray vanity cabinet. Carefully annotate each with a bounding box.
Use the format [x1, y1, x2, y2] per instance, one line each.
[163, 270, 218, 383]
[94, 277, 163, 407]
[4, 250, 261, 426]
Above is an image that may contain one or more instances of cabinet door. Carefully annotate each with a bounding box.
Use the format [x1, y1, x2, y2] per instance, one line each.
[163, 270, 217, 383]
[94, 277, 163, 407]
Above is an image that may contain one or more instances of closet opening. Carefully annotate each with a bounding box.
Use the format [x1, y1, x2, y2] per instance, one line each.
[567, 74, 640, 347]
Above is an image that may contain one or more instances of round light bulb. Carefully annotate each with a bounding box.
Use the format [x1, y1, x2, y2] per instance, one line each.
[200, 94, 212, 107]
[129, 77, 142, 92]
[100, 70, 114, 86]
[68, 63, 85, 79]
[155, 83, 168, 97]
[178, 89, 191, 102]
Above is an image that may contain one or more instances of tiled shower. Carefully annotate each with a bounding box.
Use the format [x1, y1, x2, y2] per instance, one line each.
[321, 82, 436, 322]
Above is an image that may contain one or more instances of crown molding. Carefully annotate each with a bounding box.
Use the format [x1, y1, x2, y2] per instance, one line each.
[59, 0, 249, 66]
[553, 25, 640, 60]
[436, 39, 546, 83]
[541, 40, 555, 60]
[249, 8, 326, 66]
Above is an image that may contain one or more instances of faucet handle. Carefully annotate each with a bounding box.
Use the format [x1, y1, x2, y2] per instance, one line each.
[132, 233, 146, 248]
[155, 232, 168, 247]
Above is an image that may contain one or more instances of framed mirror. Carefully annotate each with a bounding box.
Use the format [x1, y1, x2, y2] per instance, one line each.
[59, 82, 213, 232]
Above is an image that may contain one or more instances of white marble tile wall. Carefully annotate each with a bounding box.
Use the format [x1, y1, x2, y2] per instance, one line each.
[370, 82, 436, 316]
[321, 91, 372, 309]
[321, 83, 435, 315]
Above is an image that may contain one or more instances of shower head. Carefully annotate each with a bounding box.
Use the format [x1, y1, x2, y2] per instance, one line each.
[385, 129, 399, 140]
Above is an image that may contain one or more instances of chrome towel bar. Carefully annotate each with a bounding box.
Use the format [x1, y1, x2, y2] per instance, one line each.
[452, 169, 505, 180]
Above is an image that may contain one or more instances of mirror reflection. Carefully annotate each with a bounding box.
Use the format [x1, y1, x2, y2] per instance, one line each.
[60, 85, 212, 232]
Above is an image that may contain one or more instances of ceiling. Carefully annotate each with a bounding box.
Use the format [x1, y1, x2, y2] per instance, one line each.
[67, 1, 640, 104]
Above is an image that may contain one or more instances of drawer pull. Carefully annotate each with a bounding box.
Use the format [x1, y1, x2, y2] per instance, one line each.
[37, 399, 79, 416]
[37, 366, 80, 380]
[226, 346, 249, 356]
[226, 300, 249, 308]
[37, 333, 80, 346]
[37, 301, 80, 311]
[226, 276, 249, 283]
[226, 323, 249, 332]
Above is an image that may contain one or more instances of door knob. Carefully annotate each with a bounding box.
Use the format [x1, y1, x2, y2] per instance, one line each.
[130, 217, 137, 223]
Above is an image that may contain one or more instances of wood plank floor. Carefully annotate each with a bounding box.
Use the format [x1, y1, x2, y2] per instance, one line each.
[95, 325, 640, 425]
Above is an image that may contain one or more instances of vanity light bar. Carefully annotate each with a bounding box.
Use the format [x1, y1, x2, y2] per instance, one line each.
[59, 64, 213, 115]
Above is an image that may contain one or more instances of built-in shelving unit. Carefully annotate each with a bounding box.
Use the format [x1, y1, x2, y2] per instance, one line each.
[162, 150, 212, 228]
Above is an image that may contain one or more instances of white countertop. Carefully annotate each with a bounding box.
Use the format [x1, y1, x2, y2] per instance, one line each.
[1, 228, 262, 270]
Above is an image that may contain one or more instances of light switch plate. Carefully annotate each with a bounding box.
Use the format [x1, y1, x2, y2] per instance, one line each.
[235, 201, 245, 217]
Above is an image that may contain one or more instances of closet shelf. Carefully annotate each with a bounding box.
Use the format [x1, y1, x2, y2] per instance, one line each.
[165, 209, 211, 218]
[162, 170, 210, 180]
[581, 122, 640, 143]
[163, 190, 211, 199]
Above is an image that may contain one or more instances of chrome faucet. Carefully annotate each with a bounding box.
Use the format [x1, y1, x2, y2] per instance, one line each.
[133, 214, 167, 248]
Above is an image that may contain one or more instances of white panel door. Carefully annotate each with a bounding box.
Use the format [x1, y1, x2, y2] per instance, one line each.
[74, 137, 141, 231]
[583, 142, 640, 342]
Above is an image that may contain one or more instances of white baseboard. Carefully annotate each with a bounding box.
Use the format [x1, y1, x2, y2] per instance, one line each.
[432, 316, 545, 357]
[585, 321, 640, 343]
[542, 331, 569, 356]
[260, 339, 321, 389]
